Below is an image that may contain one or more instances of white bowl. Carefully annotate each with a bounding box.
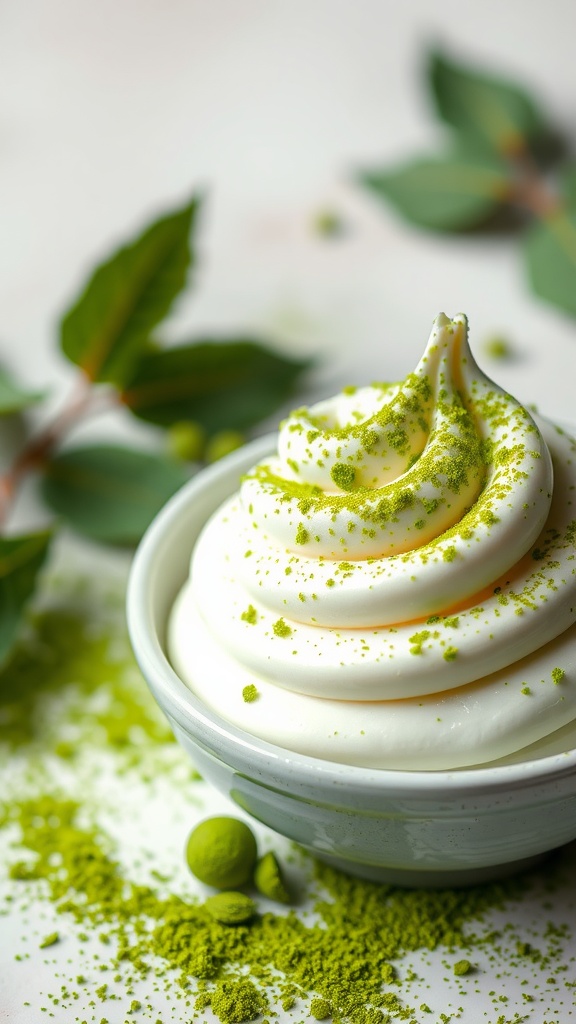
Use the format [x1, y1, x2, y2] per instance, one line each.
[127, 436, 576, 887]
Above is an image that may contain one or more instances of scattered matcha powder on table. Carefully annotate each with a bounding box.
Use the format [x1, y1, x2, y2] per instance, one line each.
[0, 576, 181, 774]
[1, 565, 576, 1023]
[5, 790, 576, 1022]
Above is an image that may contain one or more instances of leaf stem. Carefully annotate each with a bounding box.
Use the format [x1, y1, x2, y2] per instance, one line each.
[509, 153, 562, 218]
[0, 380, 118, 530]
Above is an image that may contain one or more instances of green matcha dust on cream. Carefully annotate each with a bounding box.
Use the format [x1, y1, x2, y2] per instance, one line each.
[169, 313, 576, 770]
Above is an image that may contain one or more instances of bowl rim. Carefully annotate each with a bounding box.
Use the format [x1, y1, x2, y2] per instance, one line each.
[127, 434, 576, 797]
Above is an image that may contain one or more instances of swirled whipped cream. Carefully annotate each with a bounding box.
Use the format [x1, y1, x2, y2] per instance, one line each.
[169, 313, 576, 770]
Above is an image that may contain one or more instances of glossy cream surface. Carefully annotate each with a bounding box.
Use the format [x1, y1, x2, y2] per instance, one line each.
[169, 314, 576, 769]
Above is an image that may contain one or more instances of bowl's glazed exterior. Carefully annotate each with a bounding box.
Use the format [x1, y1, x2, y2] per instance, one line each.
[127, 436, 576, 886]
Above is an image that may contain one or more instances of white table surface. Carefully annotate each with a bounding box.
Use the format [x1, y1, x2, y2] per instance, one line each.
[2, 2, 576, 1021]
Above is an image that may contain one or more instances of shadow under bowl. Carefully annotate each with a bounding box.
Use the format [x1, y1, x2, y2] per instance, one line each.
[127, 435, 576, 887]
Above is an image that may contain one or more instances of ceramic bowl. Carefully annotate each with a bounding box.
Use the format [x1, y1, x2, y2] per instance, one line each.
[127, 436, 576, 887]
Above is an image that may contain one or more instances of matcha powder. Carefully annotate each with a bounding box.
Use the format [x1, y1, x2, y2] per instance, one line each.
[1, 565, 576, 1024]
[4, 792, 576, 1023]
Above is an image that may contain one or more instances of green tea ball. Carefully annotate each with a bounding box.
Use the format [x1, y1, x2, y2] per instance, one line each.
[253, 851, 291, 904]
[312, 209, 346, 238]
[167, 421, 206, 462]
[205, 430, 245, 464]
[204, 891, 256, 925]
[186, 816, 257, 889]
[483, 335, 513, 361]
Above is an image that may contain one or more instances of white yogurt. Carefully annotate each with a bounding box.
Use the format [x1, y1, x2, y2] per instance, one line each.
[169, 314, 576, 770]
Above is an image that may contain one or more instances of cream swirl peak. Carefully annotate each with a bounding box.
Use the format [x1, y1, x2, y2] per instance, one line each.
[240, 312, 552, 603]
[169, 313, 576, 769]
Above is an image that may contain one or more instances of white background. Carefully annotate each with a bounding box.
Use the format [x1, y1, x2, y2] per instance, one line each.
[2, 0, 576, 411]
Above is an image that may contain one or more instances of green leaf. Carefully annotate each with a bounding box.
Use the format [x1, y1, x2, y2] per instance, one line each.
[358, 153, 511, 231]
[60, 196, 201, 386]
[41, 445, 189, 545]
[428, 49, 547, 156]
[523, 212, 576, 318]
[0, 530, 53, 667]
[121, 340, 311, 432]
[0, 367, 44, 415]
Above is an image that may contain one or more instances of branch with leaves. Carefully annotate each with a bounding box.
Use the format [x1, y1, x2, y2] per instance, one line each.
[0, 195, 309, 667]
[358, 48, 576, 319]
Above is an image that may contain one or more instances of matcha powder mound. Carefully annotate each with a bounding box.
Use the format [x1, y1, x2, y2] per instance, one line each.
[206, 979, 266, 1022]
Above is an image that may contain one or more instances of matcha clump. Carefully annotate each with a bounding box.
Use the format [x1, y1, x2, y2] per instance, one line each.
[204, 891, 256, 925]
[330, 462, 357, 492]
[186, 817, 257, 889]
[254, 851, 291, 904]
[241, 604, 258, 625]
[453, 958, 472, 975]
[272, 618, 292, 638]
[295, 523, 309, 545]
[242, 684, 259, 703]
[310, 995, 332, 1019]
[208, 979, 266, 1023]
